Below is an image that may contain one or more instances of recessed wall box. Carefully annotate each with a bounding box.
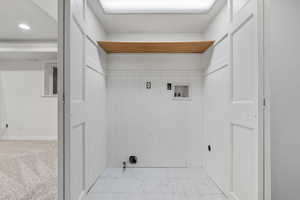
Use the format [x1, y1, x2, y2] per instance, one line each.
[173, 83, 191, 100]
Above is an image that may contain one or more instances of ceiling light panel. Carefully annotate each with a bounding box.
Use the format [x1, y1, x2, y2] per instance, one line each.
[99, 0, 216, 14]
[18, 23, 31, 30]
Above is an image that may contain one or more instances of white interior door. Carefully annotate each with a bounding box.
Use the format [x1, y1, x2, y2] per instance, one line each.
[64, 0, 86, 199]
[228, 0, 263, 200]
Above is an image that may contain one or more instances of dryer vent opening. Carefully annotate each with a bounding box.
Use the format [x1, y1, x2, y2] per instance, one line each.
[129, 156, 137, 164]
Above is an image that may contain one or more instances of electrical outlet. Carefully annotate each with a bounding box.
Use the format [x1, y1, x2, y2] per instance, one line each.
[146, 82, 151, 89]
[167, 83, 172, 90]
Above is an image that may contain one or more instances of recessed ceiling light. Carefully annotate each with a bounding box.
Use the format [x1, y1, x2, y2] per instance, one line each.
[99, 0, 216, 14]
[18, 23, 31, 30]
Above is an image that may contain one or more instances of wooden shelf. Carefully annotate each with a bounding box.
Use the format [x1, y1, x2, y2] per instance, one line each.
[98, 41, 214, 53]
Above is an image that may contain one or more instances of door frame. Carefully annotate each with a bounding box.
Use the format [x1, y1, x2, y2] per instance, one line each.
[58, 0, 67, 199]
[57, 0, 271, 199]
[262, 0, 271, 199]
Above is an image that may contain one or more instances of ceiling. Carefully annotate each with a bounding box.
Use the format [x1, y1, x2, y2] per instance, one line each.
[0, 0, 226, 41]
[0, 0, 57, 41]
[89, 0, 227, 33]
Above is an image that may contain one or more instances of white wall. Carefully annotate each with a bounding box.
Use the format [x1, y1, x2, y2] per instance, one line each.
[203, 40, 231, 194]
[0, 72, 7, 135]
[86, 4, 107, 43]
[107, 53, 205, 71]
[107, 53, 204, 168]
[203, 2, 231, 195]
[84, 0, 107, 191]
[268, 0, 300, 199]
[31, 0, 58, 21]
[0, 61, 57, 140]
[106, 33, 205, 42]
[204, 4, 229, 41]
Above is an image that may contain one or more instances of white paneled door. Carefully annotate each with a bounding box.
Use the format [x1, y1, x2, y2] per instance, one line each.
[228, 0, 263, 200]
[64, 0, 86, 199]
[64, 0, 107, 199]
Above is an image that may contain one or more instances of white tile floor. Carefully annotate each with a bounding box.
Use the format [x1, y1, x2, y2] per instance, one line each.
[86, 168, 228, 200]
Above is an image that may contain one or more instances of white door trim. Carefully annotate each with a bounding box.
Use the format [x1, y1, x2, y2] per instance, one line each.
[58, 0, 66, 200]
[262, 0, 271, 199]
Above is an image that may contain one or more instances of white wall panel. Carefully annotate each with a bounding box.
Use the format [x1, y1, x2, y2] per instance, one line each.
[70, 124, 85, 200]
[204, 4, 229, 41]
[203, 4, 231, 194]
[85, 67, 106, 188]
[233, 0, 250, 16]
[204, 66, 230, 193]
[107, 53, 204, 71]
[70, 18, 85, 101]
[82, 2, 108, 192]
[107, 69, 203, 168]
[205, 36, 229, 75]
[232, 125, 256, 200]
[232, 17, 255, 101]
[72, 0, 85, 27]
[209, 37, 229, 68]
[85, 4, 106, 42]
[85, 39, 104, 74]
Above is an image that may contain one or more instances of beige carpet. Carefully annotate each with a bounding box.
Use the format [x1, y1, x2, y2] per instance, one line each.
[0, 141, 57, 200]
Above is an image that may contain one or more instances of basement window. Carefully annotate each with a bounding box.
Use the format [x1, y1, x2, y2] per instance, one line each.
[43, 63, 58, 97]
[99, 0, 216, 14]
